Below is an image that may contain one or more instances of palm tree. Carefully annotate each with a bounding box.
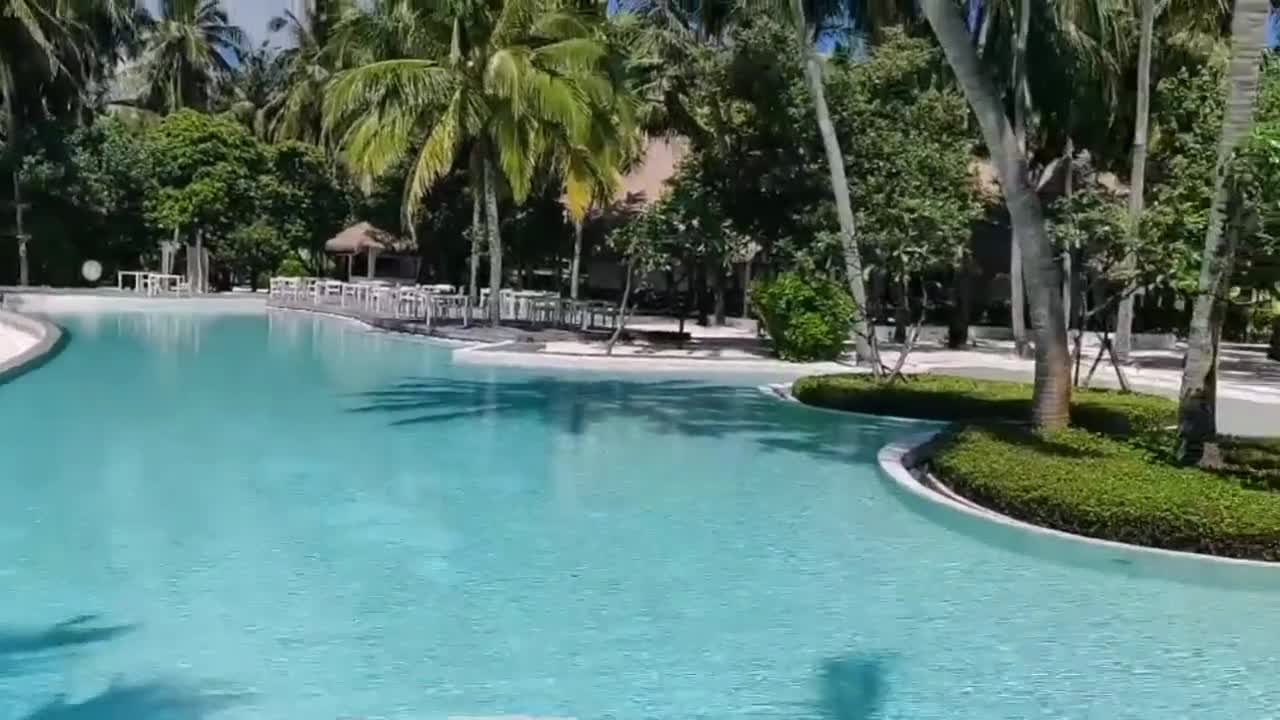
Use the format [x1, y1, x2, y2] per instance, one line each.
[921, 0, 1073, 429]
[972, 0, 1131, 354]
[772, 0, 876, 362]
[560, 122, 628, 301]
[268, 0, 353, 142]
[326, 0, 627, 325]
[1177, 0, 1272, 465]
[1114, 0, 1233, 360]
[138, 0, 247, 113]
[1113, 0, 1155, 362]
[1, 0, 109, 285]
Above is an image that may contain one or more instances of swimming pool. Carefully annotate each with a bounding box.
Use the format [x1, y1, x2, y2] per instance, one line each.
[1, 310, 1277, 720]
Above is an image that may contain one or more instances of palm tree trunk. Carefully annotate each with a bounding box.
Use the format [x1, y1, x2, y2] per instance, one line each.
[570, 218, 583, 301]
[13, 169, 28, 287]
[1178, 0, 1271, 465]
[469, 181, 482, 304]
[1061, 139, 1074, 329]
[1116, 0, 1156, 363]
[483, 157, 503, 326]
[791, 0, 874, 363]
[712, 262, 726, 326]
[1009, 0, 1031, 357]
[922, 0, 1073, 429]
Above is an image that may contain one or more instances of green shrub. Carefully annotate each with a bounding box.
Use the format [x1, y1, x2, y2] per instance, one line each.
[932, 426, 1280, 561]
[1220, 436, 1280, 491]
[276, 256, 308, 277]
[752, 273, 855, 362]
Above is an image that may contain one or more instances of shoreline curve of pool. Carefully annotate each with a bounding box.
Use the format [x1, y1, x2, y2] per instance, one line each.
[2, 307, 1279, 720]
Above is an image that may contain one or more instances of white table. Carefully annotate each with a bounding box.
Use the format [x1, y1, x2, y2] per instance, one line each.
[118, 271, 149, 292]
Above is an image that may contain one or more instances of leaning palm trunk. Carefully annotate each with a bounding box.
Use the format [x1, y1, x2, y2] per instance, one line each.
[483, 157, 503, 326]
[1115, 0, 1156, 362]
[1009, 0, 1031, 357]
[922, 0, 1073, 429]
[790, 0, 874, 363]
[570, 218, 584, 301]
[1177, 0, 1271, 465]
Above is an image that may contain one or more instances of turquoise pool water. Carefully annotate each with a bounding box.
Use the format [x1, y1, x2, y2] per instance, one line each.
[1, 310, 1278, 720]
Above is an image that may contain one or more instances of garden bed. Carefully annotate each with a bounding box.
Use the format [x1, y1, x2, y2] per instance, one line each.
[794, 373, 1280, 561]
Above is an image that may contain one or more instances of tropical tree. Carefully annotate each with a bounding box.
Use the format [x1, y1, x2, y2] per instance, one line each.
[268, 0, 353, 143]
[1178, 0, 1272, 465]
[1, 0, 111, 285]
[326, 0, 628, 325]
[773, 0, 875, 362]
[137, 0, 247, 113]
[920, 0, 1073, 429]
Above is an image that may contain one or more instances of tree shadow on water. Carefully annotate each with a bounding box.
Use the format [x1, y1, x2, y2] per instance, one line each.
[346, 377, 924, 465]
[814, 655, 889, 720]
[21, 680, 250, 720]
[751, 654, 891, 720]
[0, 616, 136, 677]
[0, 615, 135, 656]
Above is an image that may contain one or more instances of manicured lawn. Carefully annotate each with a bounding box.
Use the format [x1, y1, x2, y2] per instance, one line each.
[794, 373, 1280, 561]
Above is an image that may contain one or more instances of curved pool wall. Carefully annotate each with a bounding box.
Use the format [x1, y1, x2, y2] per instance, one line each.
[2, 306, 1280, 720]
[0, 307, 65, 383]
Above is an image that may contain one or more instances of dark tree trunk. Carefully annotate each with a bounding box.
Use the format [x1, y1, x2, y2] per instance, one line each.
[948, 258, 970, 349]
[1269, 316, 1280, 361]
[893, 276, 909, 344]
[484, 157, 503, 326]
[712, 263, 726, 326]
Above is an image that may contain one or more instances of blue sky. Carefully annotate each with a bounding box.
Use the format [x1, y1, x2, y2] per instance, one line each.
[146, 0, 294, 46]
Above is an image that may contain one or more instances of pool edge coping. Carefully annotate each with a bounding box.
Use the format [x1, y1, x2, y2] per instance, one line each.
[765, 381, 1280, 572]
[0, 308, 66, 384]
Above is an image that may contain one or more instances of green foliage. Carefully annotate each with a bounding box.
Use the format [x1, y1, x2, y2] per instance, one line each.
[933, 426, 1280, 561]
[17, 117, 159, 282]
[224, 221, 288, 288]
[1219, 436, 1280, 491]
[145, 109, 265, 237]
[276, 255, 309, 277]
[259, 141, 349, 267]
[753, 274, 855, 361]
[829, 30, 982, 280]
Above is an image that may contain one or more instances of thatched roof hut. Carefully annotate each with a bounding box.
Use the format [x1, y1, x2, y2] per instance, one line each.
[325, 222, 419, 281]
[324, 222, 413, 254]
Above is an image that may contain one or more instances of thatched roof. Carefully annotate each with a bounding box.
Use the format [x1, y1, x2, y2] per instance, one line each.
[324, 222, 412, 254]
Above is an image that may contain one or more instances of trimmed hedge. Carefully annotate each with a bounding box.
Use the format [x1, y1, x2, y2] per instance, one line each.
[1220, 437, 1280, 491]
[792, 373, 1177, 442]
[933, 427, 1280, 561]
[793, 372, 1280, 561]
